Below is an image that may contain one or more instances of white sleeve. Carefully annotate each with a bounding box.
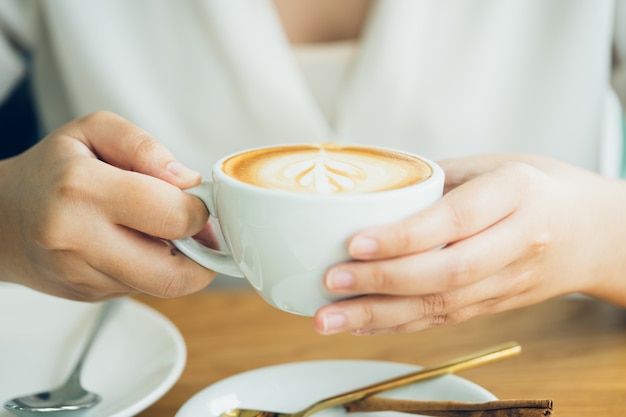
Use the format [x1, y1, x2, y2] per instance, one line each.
[610, 1, 626, 178]
[0, 0, 34, 104]
[612, 0, 626, 108]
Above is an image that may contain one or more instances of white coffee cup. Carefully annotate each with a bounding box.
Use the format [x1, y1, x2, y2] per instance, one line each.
[173, 144, 444, 316]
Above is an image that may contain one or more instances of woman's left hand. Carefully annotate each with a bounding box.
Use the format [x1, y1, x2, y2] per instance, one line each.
[313, 154, 626, 335]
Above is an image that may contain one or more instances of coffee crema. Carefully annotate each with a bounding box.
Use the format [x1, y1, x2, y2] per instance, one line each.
[222, 144, 432, 194]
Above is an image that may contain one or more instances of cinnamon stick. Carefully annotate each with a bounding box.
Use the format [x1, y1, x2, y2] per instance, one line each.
[343, 396, 553, 417]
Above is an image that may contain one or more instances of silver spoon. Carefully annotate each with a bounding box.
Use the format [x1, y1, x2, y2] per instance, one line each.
[4, 299, 120, 416]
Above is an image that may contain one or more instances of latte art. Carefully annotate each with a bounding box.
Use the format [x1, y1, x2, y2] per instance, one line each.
[281, 149, 367, 193]
[222, 144, 432, 194]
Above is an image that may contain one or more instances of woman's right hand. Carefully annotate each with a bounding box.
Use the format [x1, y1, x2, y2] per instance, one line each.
[0, 111, 217, 301]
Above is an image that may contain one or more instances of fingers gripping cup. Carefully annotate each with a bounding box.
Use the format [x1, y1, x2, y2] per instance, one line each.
[173, 144, 444, 316]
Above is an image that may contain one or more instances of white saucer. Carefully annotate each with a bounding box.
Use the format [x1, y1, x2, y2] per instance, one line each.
[175, 360, 497, 417]
[0, 284, 185, 417]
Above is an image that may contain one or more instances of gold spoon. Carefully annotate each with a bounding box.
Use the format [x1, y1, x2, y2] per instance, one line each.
[221, 341, 521, 417]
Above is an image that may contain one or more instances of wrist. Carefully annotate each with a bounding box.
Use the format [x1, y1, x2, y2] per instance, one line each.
[580, 177, 626, 307]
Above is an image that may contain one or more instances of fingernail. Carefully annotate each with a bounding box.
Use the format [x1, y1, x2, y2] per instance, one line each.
[326, 269, 354, 290]
[167, 161, 200, 181]
[349, 235, 379, 257]
[321, 312, 347, 334]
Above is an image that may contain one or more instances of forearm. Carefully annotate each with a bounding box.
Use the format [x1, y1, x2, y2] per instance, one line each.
[0, 153, 33, 284]
[578, 177, 626, 307]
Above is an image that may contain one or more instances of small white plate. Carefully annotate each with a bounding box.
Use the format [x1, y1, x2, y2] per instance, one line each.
[175, 360, 497, 417]
[0, 284, 185, 417]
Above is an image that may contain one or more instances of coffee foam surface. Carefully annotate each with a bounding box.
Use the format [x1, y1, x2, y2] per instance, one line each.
[222, 144, 432, 194]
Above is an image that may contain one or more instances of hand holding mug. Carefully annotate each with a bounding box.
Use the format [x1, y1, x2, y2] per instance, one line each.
[0, 111, 216, 300]
[313, 154, 626, 335]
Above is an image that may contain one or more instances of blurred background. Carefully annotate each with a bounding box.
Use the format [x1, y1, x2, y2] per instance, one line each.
[0, 64, 38, 160]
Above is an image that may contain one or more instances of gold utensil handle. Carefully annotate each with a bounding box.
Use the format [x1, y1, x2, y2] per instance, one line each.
[304, 341, 521, 416]
[344, 397, 553, 417]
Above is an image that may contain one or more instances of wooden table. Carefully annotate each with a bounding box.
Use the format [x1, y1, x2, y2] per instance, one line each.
[135, 290, 626, 416]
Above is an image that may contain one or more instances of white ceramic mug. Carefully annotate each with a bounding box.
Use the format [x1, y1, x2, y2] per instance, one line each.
[173, 144, 444, 316]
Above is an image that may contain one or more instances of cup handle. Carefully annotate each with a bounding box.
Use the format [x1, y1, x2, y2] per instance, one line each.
[172, 183, 244, 278]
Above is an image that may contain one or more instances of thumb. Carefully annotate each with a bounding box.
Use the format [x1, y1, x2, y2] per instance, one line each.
[69, 110, 201, 188]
